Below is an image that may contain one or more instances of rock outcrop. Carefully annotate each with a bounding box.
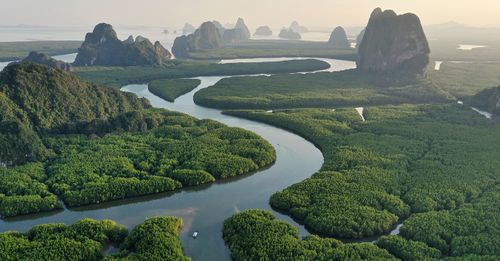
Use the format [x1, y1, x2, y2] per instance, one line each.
[471, 86, 500, 116]
[182, 23, 196, 35]
[235, 18, 251, 39]
[20, 51, 73, 71]
[279, 28, 301, 40]
[172, 21, 224, 58]
[254, 26, 273, 36]
[328, 26, 350, 48]
[223, 18, 251, 43]
[74, 23, 172, 66]
[357, 8, 430, 75]
[290, 21, 308, 33]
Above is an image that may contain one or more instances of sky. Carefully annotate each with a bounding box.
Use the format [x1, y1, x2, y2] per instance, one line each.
[1, 0, 500, 29]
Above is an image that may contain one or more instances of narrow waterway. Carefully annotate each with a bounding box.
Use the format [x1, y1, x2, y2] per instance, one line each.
[0, 57, 356, 260]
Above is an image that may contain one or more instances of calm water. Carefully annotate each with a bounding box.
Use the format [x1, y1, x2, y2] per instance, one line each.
[0, 58, 356, 260]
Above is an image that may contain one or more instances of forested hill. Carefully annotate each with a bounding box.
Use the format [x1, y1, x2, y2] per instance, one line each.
[0, 63, 149, 131]
[0, 63, 149, 165]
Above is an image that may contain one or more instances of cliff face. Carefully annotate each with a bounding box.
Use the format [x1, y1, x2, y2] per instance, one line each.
[20, 52, 73, 71]
[74, 23, 171, 66]
[357, 8, 430, 75]
[172, 22, 224, 58]
[328, 26, 350, 48]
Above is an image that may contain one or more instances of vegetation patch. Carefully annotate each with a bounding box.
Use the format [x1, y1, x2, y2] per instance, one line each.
[0, 216, 190, 260]
[44, 110, 275, 207]
[224, 104, 500, 259]
[194, 70, 452, 109]
[223, 209, 397, 260]
[148, 79, 201, 102]
[75, 59, 330, 88]
[429, 61, 500, 98]
[106, 216, 190, 260]
[0, 163, 62, 218]
[187, 40, 357, 60]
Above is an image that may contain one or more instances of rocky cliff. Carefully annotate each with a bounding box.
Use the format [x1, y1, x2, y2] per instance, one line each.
[328, 26, 350, 48]
[20, 51, 73, 71]
[357, 8, 430, 75]
[172, 21, 224, 58]
[74, 23, 172, 66]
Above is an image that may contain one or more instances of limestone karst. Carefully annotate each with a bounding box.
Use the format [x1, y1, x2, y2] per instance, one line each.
[172, 21, 224, 58]
[74, 23, 171, 66]
[328, 26, 350, 48]
[357, 8, 430, 75]
[279, 28, 301, 40]
[290, 21, 308, 33]
[223, 18, 251, 43]
[19, 51, 73, 71]
[254, 26, 273, 36]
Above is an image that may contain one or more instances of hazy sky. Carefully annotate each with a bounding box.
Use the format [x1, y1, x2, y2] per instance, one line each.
[2, 0, 500, 29]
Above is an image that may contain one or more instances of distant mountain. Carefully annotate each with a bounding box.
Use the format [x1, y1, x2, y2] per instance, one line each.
[182, 23, 196, 35]
[254, 26, 273, 36]
[290, 21, 308, 33]
[279, 28, 301, 40]
[19, 51, 73, 71]
[74, 23, 172, 66]
[0, 63, 149, 164]
[328, 26, 350, 48]
[172, 21, 224, 58]
[223, 18, 251, 43]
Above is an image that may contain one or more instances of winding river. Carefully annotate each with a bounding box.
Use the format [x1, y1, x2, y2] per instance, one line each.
[0, 57, 356, 260]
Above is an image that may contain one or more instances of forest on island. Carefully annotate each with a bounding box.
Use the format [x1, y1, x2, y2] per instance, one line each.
[194, 70, 452, 110]
[224, 104, 500, 259]
[0, 63, 275, 218]
[0, 216, 190, 260]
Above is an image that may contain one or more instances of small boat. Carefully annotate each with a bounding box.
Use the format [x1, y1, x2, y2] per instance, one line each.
[192, 231, 198, 238]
